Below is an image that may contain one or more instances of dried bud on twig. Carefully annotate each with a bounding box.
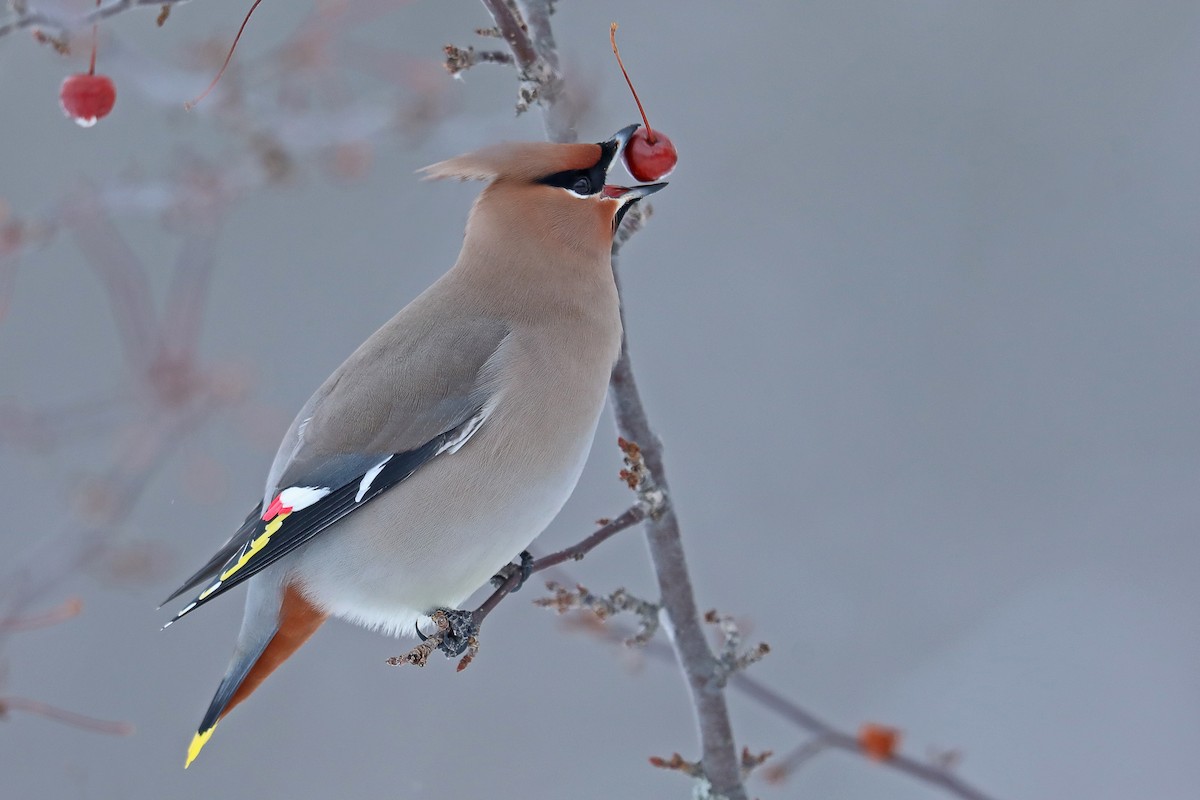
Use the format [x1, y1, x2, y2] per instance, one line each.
[648, 752, 703, 777]
[443, 44, 513, 76]
[705, 609, 770, 686]
[534, 581, 659, 646]
[740, 746, 773, 777]
[617, 436, 667, 518]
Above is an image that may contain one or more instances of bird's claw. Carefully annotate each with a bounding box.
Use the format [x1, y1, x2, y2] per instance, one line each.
[392, 608, 480, 669]
[433, 608, 477, 657]
[490, 550, 534, 592]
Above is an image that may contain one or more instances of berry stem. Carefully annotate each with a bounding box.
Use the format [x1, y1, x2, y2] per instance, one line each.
[610, 23, 657, 145]
[88, 0, 99, 76]
[184, 0, 265, 111]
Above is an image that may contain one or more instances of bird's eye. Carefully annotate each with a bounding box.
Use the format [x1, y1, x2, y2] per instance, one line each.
[572, 176, 593, 195]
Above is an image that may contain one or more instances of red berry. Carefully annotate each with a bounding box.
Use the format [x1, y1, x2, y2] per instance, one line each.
[59, 73, 116, 127]
[623, 127, 677, 182]
[609, 24, 677, 183]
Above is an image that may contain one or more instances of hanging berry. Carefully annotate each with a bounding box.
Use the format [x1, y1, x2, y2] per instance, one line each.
[59, 0, 116, 127]
[610, 23, 677, 183]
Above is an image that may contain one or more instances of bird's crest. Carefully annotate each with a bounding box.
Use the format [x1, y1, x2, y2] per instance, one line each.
[420, 141, 603, 184]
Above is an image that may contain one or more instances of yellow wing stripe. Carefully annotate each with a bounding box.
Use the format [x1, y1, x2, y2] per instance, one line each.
[218, 512, 291, 582]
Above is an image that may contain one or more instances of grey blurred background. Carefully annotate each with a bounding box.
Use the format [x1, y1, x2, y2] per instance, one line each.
[1, 1, 1198, 798]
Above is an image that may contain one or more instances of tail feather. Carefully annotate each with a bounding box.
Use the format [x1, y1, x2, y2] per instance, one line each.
[185, 583, 326, 767]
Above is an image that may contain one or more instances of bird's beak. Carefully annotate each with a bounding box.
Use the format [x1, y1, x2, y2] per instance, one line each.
[601, 183, 668, 201]
[599, 125, 668, 217]
[606, 181, 667, 228]
[599, 124, 641, 174]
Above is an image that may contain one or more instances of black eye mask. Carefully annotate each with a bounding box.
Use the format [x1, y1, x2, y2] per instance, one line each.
[537, 140, 619, 196]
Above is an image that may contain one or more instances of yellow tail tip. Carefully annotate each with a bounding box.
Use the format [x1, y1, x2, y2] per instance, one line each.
[185, 725, 216, 768]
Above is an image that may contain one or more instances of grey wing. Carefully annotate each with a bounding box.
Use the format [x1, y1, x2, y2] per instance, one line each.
[265, 310, 512, 504]
[163, 308, 511, 622]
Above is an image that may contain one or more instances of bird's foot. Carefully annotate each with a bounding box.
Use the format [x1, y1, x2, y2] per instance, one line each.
[390, 608, 480, 670]
[430, 608, 476, 657]
[490, 550, 534, 592]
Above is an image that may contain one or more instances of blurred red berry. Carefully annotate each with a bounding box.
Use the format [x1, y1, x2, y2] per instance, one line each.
[858, 723, 901, 761]
[59, 74, 116, 127]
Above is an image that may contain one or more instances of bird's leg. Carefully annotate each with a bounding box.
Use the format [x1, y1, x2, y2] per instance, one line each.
[392, 609, 479, 668]
[431, 608, 477, 657]
[490, 550, 534, 592]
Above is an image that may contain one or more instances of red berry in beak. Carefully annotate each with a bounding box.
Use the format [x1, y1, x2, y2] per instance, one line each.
[59, 74, 116, 127]
[610, 24, 678, 184]
[623, 127, 677, 182]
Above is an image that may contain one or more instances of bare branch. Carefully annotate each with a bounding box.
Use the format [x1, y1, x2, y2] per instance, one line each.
[0, 0, 190, 41]
[534, 582, 660, 646]
[730, 672, 1001, 800]
[559, 612, 1002, 800]
[0, 696, 134, 735]
[478, 0, 536, 67]
[442, 44, 513, 76]
[0, 596, 82, 633]
[479, 0, 570, 137]
[609, 250, 748, 799]
[515, 0, 559, 71]
[60, 183, 162, 373]
[762, 736, 832, 783]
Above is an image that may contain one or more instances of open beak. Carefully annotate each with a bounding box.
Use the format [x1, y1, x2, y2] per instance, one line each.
[600, 124, 668, 202]
[600, 123, 642, 173]
[598, 124, 668, 225]
[602, 183, 668, 201]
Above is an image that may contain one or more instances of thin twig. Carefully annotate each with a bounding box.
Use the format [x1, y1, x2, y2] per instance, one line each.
[729, 672, 1000, 800]
[388, 505, 646, 671]
[0, 596, 82, 633]
[443, 44, 513, 76]
[534, 582, 659, 646]
[562, 612, 1001, 800]
[474, 504, 646, 624]
[704, 610, 770, 687]
[0, 696, 134, 735]
[0, 0, 190, 41]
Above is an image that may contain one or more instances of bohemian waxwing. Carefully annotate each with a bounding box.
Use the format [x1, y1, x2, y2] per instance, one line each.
[163, 124, 666, 767]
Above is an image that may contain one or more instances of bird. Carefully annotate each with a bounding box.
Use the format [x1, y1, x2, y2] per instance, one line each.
[162, 124, 666, 767]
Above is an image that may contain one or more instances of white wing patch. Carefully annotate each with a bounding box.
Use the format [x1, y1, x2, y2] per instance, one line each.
[277, 485, 332, 512]
[356, 456, 394, 503]
[435, 407, 488, 456]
